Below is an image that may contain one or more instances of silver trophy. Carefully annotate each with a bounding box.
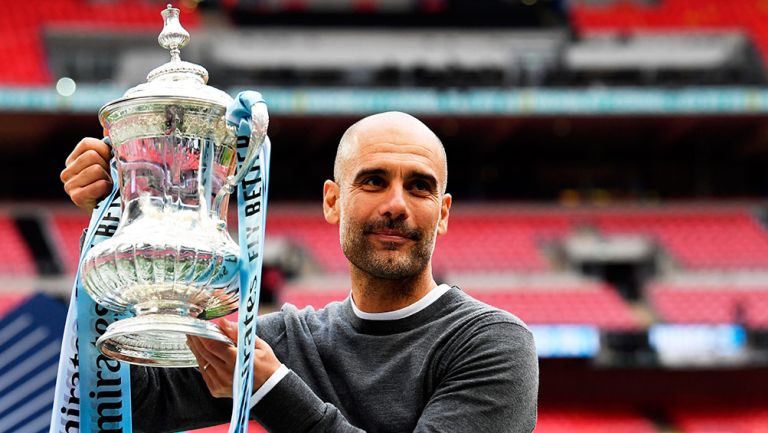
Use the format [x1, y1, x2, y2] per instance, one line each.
[79, 5, 268, 367]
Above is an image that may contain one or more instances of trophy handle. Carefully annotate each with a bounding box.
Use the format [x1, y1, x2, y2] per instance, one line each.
[212, 101, 269, 215]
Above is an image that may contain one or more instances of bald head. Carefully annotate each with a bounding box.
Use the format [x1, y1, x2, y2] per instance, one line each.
[334, 112, 448, 194]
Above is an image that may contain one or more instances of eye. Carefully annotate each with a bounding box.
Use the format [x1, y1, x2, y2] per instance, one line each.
[362, 176, 385, 188]
[409, 180, 435, 195]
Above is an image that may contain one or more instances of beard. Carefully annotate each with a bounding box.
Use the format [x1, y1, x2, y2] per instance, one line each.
[340, 214, 436, 283]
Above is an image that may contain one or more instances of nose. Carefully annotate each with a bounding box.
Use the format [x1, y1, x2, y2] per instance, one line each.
[379, 182, 408, 221]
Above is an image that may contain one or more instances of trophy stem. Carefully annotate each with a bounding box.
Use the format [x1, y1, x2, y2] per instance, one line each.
[97, 314, 233, 367]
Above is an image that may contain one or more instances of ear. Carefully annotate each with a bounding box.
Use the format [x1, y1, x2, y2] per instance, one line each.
[437, 193, 451, 235]
[323, 180, 340, 225]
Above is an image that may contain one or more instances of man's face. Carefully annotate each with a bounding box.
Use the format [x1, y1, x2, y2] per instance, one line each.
[324, 127, 451, 280]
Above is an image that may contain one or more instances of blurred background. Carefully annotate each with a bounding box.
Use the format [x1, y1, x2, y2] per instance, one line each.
[2, 0, 768, 432]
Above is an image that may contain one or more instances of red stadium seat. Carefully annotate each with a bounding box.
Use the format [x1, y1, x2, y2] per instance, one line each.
[0, 215, 35, 276]
[0, 1, 200, 85]
[48, 213, 89, 274]
[536, 408, 658, 433]
[468, 282, 640, 330]
[648, 282, 768, 329]
[671, 405, 768, 433]
[593, 209, 768, 270]
[572, 0, 768, 65]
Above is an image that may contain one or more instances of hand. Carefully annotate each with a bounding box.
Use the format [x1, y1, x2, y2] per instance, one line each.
[60, 137, 113, 214]
[187, 318, 281, 398]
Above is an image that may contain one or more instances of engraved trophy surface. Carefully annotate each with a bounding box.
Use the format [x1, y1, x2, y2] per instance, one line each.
[80, 5, 268, 367]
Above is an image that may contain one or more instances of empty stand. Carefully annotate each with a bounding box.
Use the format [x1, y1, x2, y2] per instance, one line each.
[572, 0, 768, 65]
[432, 213, 570, 272]
[266, 212, 349, 273]
[48, 213, 89, 274]
[671, 406, 768, 433]
[536, 408, 658, 433]
[0, 1, 200, 85]
[0, 215, 35, 276]
[648, 282, 768, 329]
[592, 209, 768, 270]
[468, 282, 640, 330]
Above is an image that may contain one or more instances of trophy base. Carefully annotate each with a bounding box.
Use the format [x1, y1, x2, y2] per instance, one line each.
[96, 314, 234, 367]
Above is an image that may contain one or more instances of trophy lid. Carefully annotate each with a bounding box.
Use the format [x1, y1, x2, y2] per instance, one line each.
[100, 4, 232, 119]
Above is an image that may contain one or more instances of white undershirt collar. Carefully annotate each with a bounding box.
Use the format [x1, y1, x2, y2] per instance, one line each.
[351, 284, 451, 321]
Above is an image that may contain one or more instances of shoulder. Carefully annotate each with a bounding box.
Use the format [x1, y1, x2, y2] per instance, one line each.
[260, 298, 347, 334]
[434, 288, 537, 364]
[448, 287, 532, 336]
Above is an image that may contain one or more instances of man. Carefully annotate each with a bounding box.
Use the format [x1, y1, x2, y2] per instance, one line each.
[61, 111, 539, 432]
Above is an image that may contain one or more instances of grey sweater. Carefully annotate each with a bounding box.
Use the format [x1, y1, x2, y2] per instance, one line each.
[131, 287, 539, 433]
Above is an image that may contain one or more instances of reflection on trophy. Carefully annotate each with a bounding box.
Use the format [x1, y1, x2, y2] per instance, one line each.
[79, 5, 268, 367]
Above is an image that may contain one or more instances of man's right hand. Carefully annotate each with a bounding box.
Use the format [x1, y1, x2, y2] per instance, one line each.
[60, 137, 113, 214]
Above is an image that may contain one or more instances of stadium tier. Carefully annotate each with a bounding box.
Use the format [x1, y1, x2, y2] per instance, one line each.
[535, 408, 658, 433]
[649, 282, 768, 328]
[0, 214, 36, 275]
[572, 0, 768, 62]
[593, 209, 768, 270]
[670, 405, 768, 433]
[0, 0, 200, 85]
[469, 284, 640, 330]
[48, 212, 89, 274]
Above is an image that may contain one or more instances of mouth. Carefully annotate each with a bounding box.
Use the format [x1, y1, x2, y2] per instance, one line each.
[363, 219, 421, 243]
[369, 231, 412, 242]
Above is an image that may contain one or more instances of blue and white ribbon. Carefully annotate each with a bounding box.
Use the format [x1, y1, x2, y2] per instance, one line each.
[228, 91, 271, 433]
[50, 159, 133, 433]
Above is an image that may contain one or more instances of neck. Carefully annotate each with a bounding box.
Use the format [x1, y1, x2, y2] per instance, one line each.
[350, 265, 437, 313]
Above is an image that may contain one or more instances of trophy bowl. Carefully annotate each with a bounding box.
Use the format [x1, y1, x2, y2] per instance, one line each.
[79, 5, 268, 367]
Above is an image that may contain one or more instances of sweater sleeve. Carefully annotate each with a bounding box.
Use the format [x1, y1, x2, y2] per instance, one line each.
[414, 322, 539, 433]
[251, 371, 365, 433]
[251, 321, 538, 433]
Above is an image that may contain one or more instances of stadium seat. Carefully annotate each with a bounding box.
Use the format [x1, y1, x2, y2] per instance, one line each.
[593, 209, 768, 270]
[536, 408, 658, 433]
[0, 1, 200, 85]
[572, 0, 768, 65]
[48, 213, 89, 274]
[648, 282, 768, 329]
[468, 282, 640, 330]
[671, 405, 768, 433]
[0, 215, 35, 276]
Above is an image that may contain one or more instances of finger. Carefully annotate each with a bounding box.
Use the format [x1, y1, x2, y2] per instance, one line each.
[197, 335, 237, 364]
[68, 180, 113, 211]
[189, 337, 232, 398]
[187, 336, 210, 373]
[188, 336, 222, 372]
[66, 138, 111, 167]
[61, 149, 110, 183]
[63, 164, 111, 193]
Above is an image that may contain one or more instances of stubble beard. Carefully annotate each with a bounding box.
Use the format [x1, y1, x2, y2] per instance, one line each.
[341, 215, 436, 291]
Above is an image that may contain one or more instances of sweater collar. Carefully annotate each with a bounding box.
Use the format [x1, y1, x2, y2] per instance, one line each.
[343, 285, 462, 335]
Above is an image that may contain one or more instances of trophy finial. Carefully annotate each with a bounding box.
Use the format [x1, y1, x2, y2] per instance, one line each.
[158, 4, 190, 62]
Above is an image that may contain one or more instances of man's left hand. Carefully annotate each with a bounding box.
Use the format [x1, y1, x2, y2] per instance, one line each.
[187, 319, 281, 398]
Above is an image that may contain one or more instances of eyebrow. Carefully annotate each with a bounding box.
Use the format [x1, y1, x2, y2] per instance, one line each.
[353, 167, 438, 189]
